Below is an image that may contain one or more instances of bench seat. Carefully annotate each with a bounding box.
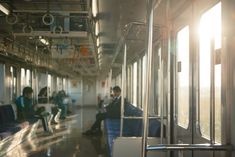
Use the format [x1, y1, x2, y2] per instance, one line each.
[104, 103, 163, 157]
[0, 104, 40, 156]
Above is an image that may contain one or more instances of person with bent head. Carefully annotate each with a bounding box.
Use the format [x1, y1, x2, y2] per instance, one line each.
[83, 86, 122, 136]
[16, 87, 51, 132]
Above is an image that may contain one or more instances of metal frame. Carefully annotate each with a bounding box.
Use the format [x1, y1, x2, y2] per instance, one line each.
[111, 21, 145, 66]
[120, 44, 127, 136]
[141, 0, 155, 156]
[147, 144, 232, 151]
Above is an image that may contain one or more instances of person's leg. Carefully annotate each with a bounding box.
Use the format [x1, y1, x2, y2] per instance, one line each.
[90, 113, 107, 131]
[40, 112, 52, 132]
[59, 104, 66, 119]
[41, 116, 49, 132]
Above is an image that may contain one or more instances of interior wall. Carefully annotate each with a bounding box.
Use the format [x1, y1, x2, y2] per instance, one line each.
[82, 77, 97, 106]
[68, 78, 83, 106]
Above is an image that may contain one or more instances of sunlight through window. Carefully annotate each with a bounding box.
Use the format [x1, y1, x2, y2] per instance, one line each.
[177, 26, 189, 129]
[133, 62, 137, 107]
[199, 2, 221, 142]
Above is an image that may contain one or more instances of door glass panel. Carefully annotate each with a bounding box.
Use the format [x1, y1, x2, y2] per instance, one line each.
[199, 2, 221, 141]
[176, 26, 190, 128]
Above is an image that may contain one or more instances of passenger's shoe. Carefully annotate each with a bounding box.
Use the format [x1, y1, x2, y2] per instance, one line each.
[82, 129, 102, 136]
[92, 130, 102, 136]
[82, 129, 93, 136]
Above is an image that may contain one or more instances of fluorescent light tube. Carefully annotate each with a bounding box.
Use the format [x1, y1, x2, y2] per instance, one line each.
[92, 0, 97, 17]
[0, 4, 9, 15]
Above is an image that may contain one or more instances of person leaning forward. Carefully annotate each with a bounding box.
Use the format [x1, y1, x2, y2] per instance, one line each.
[16, 87, 51, 132]
[83, 86, 122, 136]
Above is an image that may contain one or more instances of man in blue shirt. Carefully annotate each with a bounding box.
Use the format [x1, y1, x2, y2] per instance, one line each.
[16, 87, 50, 132]
[15, 87, 35, 121]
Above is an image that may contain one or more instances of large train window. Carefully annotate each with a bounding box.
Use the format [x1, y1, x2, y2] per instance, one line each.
[63, 78, 68, 93]
[132, 61, 138, 107]
[127, 66, 132, 102]
[26, 69, 31, 86]
[57, 77, 63, 91]
[48, 74, 52, 96]
[176, 26, 190, 129]
[138, 58, 142, 108]
[199, 2, 221, 142]
[10, 66, 17, 101]
[156, 47, 161, 116]
[20, 68, 26, 90]
[142, 54, 147, 108]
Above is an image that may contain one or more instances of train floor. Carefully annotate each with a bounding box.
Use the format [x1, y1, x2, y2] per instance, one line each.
[4, 106, 108, 157]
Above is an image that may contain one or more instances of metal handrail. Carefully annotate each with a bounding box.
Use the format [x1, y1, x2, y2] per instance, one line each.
[120, 44, 127, 136]
[147, 144, 233, 151]
[111, 21, 145, 65]
[123, 116, 167, 119]
[142, 0, 154, 156]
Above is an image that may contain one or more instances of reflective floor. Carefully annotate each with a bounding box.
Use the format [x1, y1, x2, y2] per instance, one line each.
[4, 107, 107, 157]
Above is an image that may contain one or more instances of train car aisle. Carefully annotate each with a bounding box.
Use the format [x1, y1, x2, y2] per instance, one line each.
[3, 106, 107, 157]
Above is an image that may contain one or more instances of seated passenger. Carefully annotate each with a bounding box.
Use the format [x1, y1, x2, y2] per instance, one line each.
[16, 87, 50, 132]
[55, 90, 68, 119]
[83, 86, 122, 136]
[38, 86, 49, 103]
[16, 87, 36, 121]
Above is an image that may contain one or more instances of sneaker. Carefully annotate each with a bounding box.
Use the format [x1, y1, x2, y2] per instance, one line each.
[82, 129, 94, 136]
[82, 129, 102, 136]
[92, 130, 102, 136]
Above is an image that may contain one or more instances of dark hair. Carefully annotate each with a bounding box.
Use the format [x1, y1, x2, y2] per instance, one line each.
[23, 87, 33, 96]
[112, 86, 121, 93]
[38, 86, 48, 97]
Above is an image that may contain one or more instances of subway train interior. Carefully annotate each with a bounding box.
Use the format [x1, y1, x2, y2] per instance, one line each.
[0, 0, 234, 157]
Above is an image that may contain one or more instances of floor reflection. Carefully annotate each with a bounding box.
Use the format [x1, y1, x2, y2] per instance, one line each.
[3, 107, 108, 157]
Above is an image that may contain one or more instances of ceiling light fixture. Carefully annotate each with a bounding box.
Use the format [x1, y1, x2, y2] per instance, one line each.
[98, 54, 102, 60]
[40, 38, 49, 45]
[0, 4, 9, 15]
[95, 22, 99, 36]
[96, 38, 100, 47]
[98, 47, 102, 54]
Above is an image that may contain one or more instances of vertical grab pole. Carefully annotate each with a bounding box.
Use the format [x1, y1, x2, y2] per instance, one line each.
[46, 71, 49, 103]
[120, 44, 127, 137]
[35, 69, 38, 104]
[142, 0, 154, 156]
[210, 38, 215, 144]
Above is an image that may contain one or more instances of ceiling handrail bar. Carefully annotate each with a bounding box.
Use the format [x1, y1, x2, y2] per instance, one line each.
[123, 116, 167, 119]
[111, 21, 145, 65]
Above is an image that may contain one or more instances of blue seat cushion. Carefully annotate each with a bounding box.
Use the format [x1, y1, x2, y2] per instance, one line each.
[104, 119, 120, 156]
[104, 103, 164, 157]
[0, 105, 16, 124]
[0, 132, 12, 140]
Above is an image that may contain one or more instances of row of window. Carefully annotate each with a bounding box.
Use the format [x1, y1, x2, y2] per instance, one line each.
[112, 54, 147, 109]
[0, 63, 68, 104]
